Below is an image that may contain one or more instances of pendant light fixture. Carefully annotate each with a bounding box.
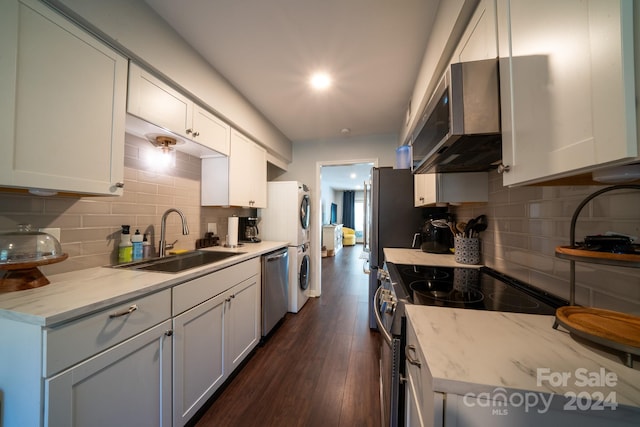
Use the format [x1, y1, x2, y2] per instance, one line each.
[145, 134, 181, 170]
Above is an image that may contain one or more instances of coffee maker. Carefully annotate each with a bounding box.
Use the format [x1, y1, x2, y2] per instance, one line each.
[419, 212, 454, 254]
[238, 217, 261, 243]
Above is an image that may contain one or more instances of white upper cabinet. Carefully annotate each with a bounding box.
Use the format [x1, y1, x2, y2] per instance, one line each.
[127, 63, 230, 156]
[497, 0, 638, 186]
[414, 172, 488, 207]
[127, 63, 193, 137]
[453, 0, 498, 63]
[201, 129, 267, 208]
[0, 0, 127, 196]
[192, 105, 231, 155]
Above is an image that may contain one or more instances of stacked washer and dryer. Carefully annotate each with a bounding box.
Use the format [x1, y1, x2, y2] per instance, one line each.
[259, 181, 311, 313]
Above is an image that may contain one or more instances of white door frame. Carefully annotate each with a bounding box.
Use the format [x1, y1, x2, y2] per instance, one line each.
[309, 158, 378, 297]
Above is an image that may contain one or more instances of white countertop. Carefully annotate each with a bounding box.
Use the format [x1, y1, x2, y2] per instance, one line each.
[405, 305, 640, 409]
[0, 241, 287, 326]
[384, 247, 482, 268]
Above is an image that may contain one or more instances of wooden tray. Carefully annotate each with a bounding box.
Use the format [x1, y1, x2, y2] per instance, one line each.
[0, 254, 68, 292]
[555, 246, 640, 267]
[554, 306, 640, 368]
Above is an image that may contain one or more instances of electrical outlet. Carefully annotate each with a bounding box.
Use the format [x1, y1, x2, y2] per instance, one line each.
[39, 227, 61, 241]
[207, 223, 217, 234]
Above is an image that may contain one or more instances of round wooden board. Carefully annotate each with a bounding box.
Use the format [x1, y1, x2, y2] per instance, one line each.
[0, 253, 68, 271]
[555, 246, 640, 263]
[555, 306, 640, 349]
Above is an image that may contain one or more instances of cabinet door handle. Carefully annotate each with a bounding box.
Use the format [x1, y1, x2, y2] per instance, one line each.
[165, 329, 174, 337]
[109, 304, 138, 318]
[186, 128, 193, 135]
[497, 164, 511, 174]
[115, 182, 125, 188]
[406, 344, 421, 367]
[192, 131, 200, 137]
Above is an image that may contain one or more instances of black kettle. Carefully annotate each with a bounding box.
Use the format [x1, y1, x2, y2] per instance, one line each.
[419, 214, 454, 254]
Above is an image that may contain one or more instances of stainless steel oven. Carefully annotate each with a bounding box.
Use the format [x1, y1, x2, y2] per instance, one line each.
[376, 262, 567, 427]
[373, 267, 406, 427]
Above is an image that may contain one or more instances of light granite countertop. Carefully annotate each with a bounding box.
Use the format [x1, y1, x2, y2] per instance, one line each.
[384, 247, 482, 268]
[405, 305, 640, 410]
[0, 241, 287, 326]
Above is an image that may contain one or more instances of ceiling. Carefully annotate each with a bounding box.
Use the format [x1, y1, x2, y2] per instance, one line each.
[144, 0, 438, 143]
[321, 163, 374, 191]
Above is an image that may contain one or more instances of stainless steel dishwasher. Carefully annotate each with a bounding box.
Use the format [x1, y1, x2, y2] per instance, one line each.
[261, 248, 289, 337]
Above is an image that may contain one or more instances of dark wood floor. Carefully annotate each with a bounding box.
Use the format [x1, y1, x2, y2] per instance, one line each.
[194, 244, 381, 427]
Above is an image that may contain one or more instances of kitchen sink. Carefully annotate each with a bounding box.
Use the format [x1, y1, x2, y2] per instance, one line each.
[110, 250, 245, 273]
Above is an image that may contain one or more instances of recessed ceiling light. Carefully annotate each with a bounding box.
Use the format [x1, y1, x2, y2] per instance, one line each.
[310, 72, 331, 90]
[350, 172, 357, 179]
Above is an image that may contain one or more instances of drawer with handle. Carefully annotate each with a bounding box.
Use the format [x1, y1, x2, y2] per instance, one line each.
[43, 289, 171, 376]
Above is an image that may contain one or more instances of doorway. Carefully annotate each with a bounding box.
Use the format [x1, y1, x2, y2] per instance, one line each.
[314, 159, 376, 295]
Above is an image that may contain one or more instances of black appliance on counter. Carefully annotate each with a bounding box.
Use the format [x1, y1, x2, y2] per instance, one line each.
[418, 212, 454, 254]
[238, 216, 261, 243]
[374, 263, 567, 427]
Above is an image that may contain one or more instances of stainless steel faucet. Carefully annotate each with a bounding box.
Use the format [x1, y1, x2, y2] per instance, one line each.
[159, 208, 189, 257]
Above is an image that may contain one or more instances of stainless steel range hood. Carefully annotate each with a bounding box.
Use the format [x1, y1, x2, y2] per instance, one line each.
[411, 59, 502, 174]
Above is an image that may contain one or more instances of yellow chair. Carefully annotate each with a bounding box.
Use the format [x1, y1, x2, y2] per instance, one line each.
[342, 227, 356, 246]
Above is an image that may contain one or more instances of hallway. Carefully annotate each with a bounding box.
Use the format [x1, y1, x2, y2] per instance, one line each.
[194, 245, 381, 427]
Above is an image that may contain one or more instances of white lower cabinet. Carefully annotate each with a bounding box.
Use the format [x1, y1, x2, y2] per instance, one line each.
[45, 320, 173, 427]
[172, 258, 261, 426]
[173, 291, 226, 426]
[225, 276, 260, 372]
[1, 257, 262, 427]
[405, 316, 445, 427]
[42, 289, 173, 427]
[405, 314, 637, 427]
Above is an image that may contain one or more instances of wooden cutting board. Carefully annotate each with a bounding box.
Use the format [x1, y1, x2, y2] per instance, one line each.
[555, 306, 640, 349]
[556, 246, 640, 263]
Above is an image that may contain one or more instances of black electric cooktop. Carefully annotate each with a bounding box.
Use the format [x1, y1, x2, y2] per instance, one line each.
[387, 263, 567, 315]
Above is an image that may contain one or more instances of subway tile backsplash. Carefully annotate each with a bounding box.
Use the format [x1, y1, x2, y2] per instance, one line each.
[452, 171, 640, 314]
[0, 134, 253, 275]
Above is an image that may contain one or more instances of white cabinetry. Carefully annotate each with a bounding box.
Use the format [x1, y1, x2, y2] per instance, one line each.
[45, 290, 173, 427]
[322, 224, 343, 256]
[414, 173, 488, 207]
[201, 129, 267, 207]
[497, 0, 638, 186]
[0, 256, 264, 427]
[0, 0, 127, 196]
[405, 315, 445, 427]
[172, 258, 261, 426]
[127, 63, 230, 156]
[453, 0, 498, 63]
[45, 321, 172, 427]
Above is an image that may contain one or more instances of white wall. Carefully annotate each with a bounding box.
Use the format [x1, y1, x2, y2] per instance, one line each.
[275, 133, 397, 296]
[48, 0, 292, 163]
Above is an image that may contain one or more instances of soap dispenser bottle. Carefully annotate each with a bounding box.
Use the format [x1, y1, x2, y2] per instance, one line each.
[142, 233, 152, 259]
[131, 229, 144, 261]
[118, 225, 133, 263]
